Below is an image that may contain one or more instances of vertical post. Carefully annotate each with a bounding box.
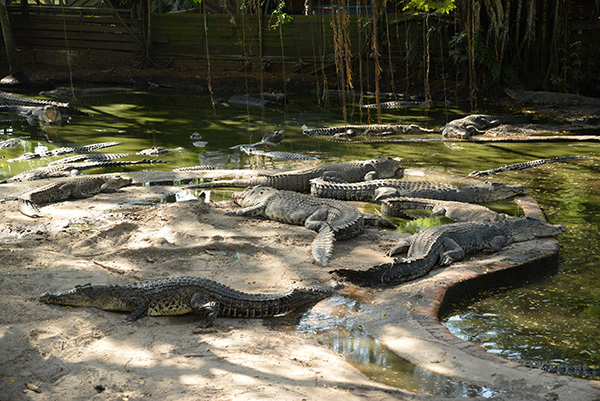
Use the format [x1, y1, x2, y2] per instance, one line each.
[0, 0, 21, 75]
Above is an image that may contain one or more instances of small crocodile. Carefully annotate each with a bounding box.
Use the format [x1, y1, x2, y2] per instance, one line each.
[330, 216, 566, 286]
[3, 159, 166, 183]
[441, 114, 533, 139]
[40, 277, 332, 328]
[311, 177, 526, 203]
[49, 153, 130, 165]
[380, 196, 507, 222]
[0, 137, 20, 149]
[18, 175, 132, 217]
[240, 146, 317, 161]
[468, 155, 588, 177]
[302, 124, 434, 137]
[228, 185, 366, 265]
[184, 156, 404, 193]
[230, 129, 286, 149]
[137, 146, 184, 156]
[8, 142, 123, 162]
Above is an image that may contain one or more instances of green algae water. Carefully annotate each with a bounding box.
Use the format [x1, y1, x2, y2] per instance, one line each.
[1, 89, 599, 383]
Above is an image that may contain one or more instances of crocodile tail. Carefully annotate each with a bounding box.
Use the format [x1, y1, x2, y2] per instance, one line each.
[184, 177, 265, 189]
[330, 256, 433, 286]
[312, 225, 336, 266]
[18, 199, 43, 218]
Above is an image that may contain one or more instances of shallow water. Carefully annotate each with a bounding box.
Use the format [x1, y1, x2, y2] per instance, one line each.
[1, 89, 599, 384]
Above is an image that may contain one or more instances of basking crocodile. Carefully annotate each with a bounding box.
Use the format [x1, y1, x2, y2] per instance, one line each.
[228, 185, 366, 265]
[18, 175, 132, 217]
[441, 114, 533, 139]
[40, 277, 332, 328]
[240, 146, 317, 161]
[0, 137, 20, 150]
[230, 129, 286, 149]
[505, 88, 600, 106]
[8, 141, 123, 162]
[468, 155, 588, 177]
[137, 146, 184, 156]
[3, 159, 166, 183]
[49, 153, 130, 165]
[330, 216, 566, 286]
[380, 196, 507, 222]
[310, 177, 526, 203]
[184, 156, 404, 193]
[302, 124, 434, 137]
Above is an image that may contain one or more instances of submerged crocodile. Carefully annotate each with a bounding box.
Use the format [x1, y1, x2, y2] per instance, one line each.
[40, 277, 332, 328]
[228, 93, 286, 108]
[240, 146, 317, 161]
[380, 196, 507, 222]
[40, 86, 133, 99]
[49, 153, 130, 165]
[441, 114, 533, 139]
[228, 185, 366, 265]
[330, 216, 566, 286]
[18, 175, 132, 217]
[230, 129, 286, 149]
[3, 159, 166, 183]
[137, 146, 185, 156]
[311, 177, 526, 203]
[468, 155, 588, 177]
[302, 124, 434, 137]
[184, 156, 404, 193]
[8, 142, 123, 162]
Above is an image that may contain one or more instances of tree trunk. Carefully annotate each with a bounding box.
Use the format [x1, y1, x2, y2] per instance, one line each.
[0, 0, 21, 75]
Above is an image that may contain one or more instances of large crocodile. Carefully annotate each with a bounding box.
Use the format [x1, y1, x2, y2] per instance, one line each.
[302, 124, 434, 137]
[228, 185, 366, 265]
[8, 142, 123, 162]
[40, 277, 332, 328]
[0, 90, 87, 115]
[468, 155, 588, 177]
[330, 216, 566, 286]
[240, 146, 317, 161]
[380, 196, 507, 222]
[184, 156, 404, 193]
[3, 159, 166, 183]
[49, 153, 130, 165]
[18, 175, 132, 217]
[441, 114, 533, 139]
[310, 177, 526, 203]
[0, 104, 63, 125]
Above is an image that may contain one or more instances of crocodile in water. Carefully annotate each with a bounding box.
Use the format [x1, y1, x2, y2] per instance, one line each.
[330, 216, 566, 286]
[18, 175, 132, 217]
[380, 196, 507, 222]
[8, 142, 123, 162]
[230, 129, 286, 149]
[228, 185, 366, 265]
[49, 153, 130, 165]
[302, 124, 434, 137]
[468, 155, 588, 177]
[173, 165, 218, 171]
[0, 90, 87, 115]
[137, 146, 185, 156]
[0, 137, 20, 150]
[184, 156, 404, 193]
[0, 104, 63, 125]
[240, 146, 317, 161]
[40, 86, 133, 99]
[441, 114, 533, 139]
[310, 177, 526, 203]
[3, 159, 166, 183]
[40, 276, 332, 328]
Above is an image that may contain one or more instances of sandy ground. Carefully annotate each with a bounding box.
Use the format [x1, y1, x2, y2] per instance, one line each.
[1, 170, 599, 401]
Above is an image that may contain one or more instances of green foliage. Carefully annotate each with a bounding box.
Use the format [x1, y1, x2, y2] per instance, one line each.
[402, 0, 456, 13]
[269, 0, 293, 30]
[550, 41, 583, 93]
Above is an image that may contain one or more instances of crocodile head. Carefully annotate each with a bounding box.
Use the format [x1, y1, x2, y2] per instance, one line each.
[231, 185, 279, 207]
[106, 175, 133, 188]
[39, 283, 123, 310]
[506, 216, 566, 241]
[368, 156, 404, 178]
[479, 181, 528, 200]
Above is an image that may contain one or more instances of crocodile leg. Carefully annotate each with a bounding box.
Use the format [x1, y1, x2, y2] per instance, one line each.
[386, 235, 415, 257]
[190, 293, 218, 328]
[125, 297, 149, 321]
[70, 186, 94, 199]
[439, 238, 465, 266]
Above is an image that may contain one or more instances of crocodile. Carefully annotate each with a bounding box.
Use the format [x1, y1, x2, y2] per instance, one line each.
[520, 360, 600, 378]
[240, 146, 317, 161]
[505, 88, 600, 106]
[310, 177, 526, 203]
[441, 114, 533, 139]
[184, 156, 404, 193]
[302, 124, 434, 137]
[228, 185, 366, 265]
[137, 146, 185, 156]
[40, 277, 332, 328]
[173, 165, 218, 171]
[8, 142, 123, 162]
[49, 153, 130, 165]
[228, 93, 286, 108]
[468, 155, 589, 177]
[380, 196, 507, 222]
[330, 216, 566, 286]
[0, 137, 20, 149]
[39, 86, 133, 99]
[362, 100, 432, 109]
[18, 175, 132, 217]
[3, 159, 166, 183]
[0, 90, 87, 115]
[230, 129, 286, 149]
[0, 104, 63, 125]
